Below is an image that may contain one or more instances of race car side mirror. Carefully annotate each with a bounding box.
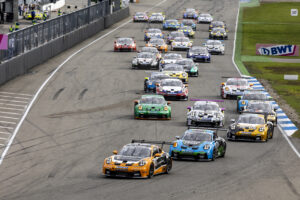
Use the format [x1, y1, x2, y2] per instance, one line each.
[175, 136, 180, 139]
[221, 108, 225, 112]
[167, 101, 171, 105]
[113, 150, 118, 155]
[154, 153, 161, 158]
[230, 119, 235, 123]
[187, 106, 191, 111]
[134, 100, 139, 106]
[145, 77, 149, 80]
[221, 82, 225, 86]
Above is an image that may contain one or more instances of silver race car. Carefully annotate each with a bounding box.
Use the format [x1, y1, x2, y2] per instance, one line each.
[133, 12, 149, 22]
[149, 12, 165, 23]
[209, 28, 228, 40]
[171, 37, 193, 51]
[198, 13, 213, 23]
[132, 52, 159, 69]
[167, 31, 185, 44]
[204, 40, 225, 55]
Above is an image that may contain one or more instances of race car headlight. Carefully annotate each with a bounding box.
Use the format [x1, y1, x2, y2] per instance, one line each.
[204, 144, 210, 150]
[259, 127, 264, 132]
[138, 160, 147, 166]
[225, 87, 229, 91]
[138, 105, 143, 110]
[164, 106, 168, 111]
[231, 124, 236, 130]
[106, 158, 112, 164]
[173, 142, 177, 147]
[242, 101, 246, 105]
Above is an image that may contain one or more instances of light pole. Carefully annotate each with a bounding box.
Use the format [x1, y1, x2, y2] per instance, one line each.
[88, 0, 91, 6]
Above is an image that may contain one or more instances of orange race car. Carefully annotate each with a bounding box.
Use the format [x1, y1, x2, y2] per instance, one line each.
[103, 140, 172, 178]
[146, 38, 168, 53]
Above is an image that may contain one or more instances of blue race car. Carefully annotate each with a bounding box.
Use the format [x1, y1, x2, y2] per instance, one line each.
[144, 72, 170, 93]
[163, 19, 180, 30]
[180, 19, 196, 31]
[169, 128, 226, 161]
[237, 90, 271, 112]
[187, 46, 211, 62]
[183, 9, 198, 19]
[178, 26, 195, 38]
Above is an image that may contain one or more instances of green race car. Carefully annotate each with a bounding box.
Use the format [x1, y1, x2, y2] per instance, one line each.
[134, 95, 171, 119]
[175, 58, 199, 77]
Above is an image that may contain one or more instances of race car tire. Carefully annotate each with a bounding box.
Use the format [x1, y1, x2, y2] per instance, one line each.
[211, 149, 217, 161]
[184, 96, 188, 101]
[220, 144, 226, 158]
[165, 159, 172, 174]
[148, 164, 154, 179]
[195, 71, 199, 77]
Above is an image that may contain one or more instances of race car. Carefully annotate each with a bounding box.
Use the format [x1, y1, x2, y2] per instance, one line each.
[186, 101, 225, 127]
[144, 72, 171, 93]
[169, 128, 226, 161]
[134, 95, 171, 119]
[242, 101, 277, 126]
[203, 40, 225, 55]
[146, 38, 168, 53]
[209, 21, 228, 32]
[160, 64, 189, 82]
[149, 12, 165, 23]
[197, 13, 213, 23]
[160, 53, 182, 68]
[132, 52, 159, 69]
[144, 28, 164, 41]
[156, 78, 188, 100]
[171, 37, 193, 51]
[227, 113, 274, 142]
[220, 78, 253, 99]
[24, 10, 43, 20]
[103, 141, 172, 178]
[140, 47, 162, 60]
[133, 12, 149, 22]
[175, 58, 199, 77]
[163, 19, 180, 30]
[183, 9, 198, 19]
[178, 26, 195, 38]
[209, 28, 228, 40]
[237, 90, 271, 112]
[180, 19, 196, 31]
[166, 31, 185, 44]
[114, 38, 136, 52]
[187, 46, 211, 62]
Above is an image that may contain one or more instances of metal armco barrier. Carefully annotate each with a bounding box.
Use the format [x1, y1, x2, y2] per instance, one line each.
[0, 0, 110, 63]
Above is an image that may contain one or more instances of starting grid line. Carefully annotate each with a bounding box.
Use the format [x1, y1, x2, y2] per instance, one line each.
[0, 91, 32, 156]
[248, 77, 298, 136]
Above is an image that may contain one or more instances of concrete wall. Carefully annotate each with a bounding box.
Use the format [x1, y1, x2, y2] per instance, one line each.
[0, 7, 129, 85]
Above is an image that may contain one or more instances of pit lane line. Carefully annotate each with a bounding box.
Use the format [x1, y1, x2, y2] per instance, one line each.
[231, 1, 300, 158]
[0, 0, 170, 166]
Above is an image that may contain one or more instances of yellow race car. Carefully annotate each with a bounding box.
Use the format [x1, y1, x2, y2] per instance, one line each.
[146, 38, 168, 52]
[161, 64, 188, 82]
[103, 141, 172, 178]
[24, 10, 43, 20]
[227, 113, 274, 142]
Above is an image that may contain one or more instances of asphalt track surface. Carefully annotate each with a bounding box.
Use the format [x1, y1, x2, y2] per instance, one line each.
[0, 0, 300, 200]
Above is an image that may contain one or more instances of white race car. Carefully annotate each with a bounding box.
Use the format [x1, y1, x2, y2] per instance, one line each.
[171, 37, 193, 51]
[198, 13, 213, 23]
[133, 12, 148, 22]
[187, 101, 225, 127]
[160, 53, 182, 67]
[220, 78, 253, 99]
[204, 40, 225, 55]
[149, 13, 165, 23]
[132, 52, 159, 69]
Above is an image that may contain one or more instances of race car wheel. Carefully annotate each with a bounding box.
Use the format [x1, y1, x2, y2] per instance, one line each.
[211, 149, 217, 161]
[195, 72, 198, 77]
[165, 159, 172, 174]
[220, 144, 226, 158]
[184, 96, 188, 101]
[148, 164, 154, 178]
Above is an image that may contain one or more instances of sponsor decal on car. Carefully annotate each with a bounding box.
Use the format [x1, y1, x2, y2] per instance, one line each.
[256, 44, 299, 56]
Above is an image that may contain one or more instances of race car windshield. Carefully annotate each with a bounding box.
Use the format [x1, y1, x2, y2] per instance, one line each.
[161, 80, 182, 87]
[148, 29, 161, 33]
[137, 53, 153, 58]
[244, 93, 267, 100]
[200, 14, 211, 17]
[136, 12, 145, 16]
[227, 80, 248, 86]
[164, 54, 182, 59]
[151, 74, 169, 80]
[191, 48, 207, 54]
[117, 38, 133, 44]
[174, 38, 189, 42]
[248, 103, 272, 112]
[119, 145, 151, 158]
[213, 21, 224, 26]
[238, 116, 265, 124]
[164, 66, 184, 71]
[212, 29, 225, 33]
[140, 97, 165, 104]
[207, 40, 222, 45]
[176, 59, 193, 65]
[142, 47, 158, 53]
[182, 131, 212, 141]
[194, 104, 219, 111]
[167, 20, 177, 23]
[150, 39, 164, 45]
[152, 13, 162, 17]
[182, 20, 193, 25]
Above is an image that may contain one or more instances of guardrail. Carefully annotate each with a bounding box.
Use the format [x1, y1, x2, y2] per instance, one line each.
[0, 0, 110, 63]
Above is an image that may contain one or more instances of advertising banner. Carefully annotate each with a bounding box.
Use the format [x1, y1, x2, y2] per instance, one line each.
[256, 44, 299, 56]
[0, 34, 8, 50]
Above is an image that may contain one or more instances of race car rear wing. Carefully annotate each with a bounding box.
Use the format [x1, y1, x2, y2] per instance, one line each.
[131, 139, 173, 148]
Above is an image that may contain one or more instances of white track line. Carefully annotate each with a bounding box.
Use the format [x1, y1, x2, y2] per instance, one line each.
[0, 91, 32, 97]
[232, 2, 300, 158]
[0, 116, 19, 120]
[0, 111, 22, 115]
[0, 95, 30, 100]
[0, 99, 28, 104]
[0, 0, 169, 165]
